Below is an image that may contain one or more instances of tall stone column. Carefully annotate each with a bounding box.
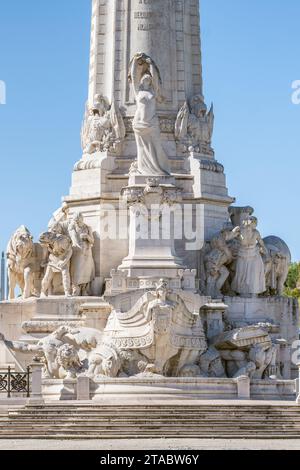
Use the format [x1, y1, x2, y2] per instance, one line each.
[88, 0, 204, 114]
[64, 0, 234, 295]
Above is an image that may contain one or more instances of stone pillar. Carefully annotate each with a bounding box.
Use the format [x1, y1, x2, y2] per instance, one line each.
[88, 0, 203, 112]
[77, 376, 90, 401]
[27, 362, 44, 405]
[279, 341, 291, 380]
[201, 302, 228, 342]
[236, 375, 250, 400]
[79, 301, 112, 332]
[118, 177, 185, 279]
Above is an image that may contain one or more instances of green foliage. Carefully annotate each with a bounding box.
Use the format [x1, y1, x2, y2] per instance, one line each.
[284, 262, 300, 298]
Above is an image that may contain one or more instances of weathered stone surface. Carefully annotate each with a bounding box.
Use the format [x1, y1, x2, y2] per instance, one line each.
[0, 0, 298, 403]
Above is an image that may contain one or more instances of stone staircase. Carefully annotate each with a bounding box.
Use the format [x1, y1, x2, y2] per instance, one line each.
[1, 403, 300, 439]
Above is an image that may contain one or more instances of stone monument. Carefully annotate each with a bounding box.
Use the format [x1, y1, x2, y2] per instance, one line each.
[0, 0, 298, 401]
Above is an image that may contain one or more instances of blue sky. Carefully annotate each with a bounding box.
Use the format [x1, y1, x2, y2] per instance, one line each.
[0, 0, 299, 260]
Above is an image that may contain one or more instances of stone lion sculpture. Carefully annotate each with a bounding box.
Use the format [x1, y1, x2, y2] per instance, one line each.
[7, 226, 46, 300]
[56, 344, 83, 379]
[87, 341, 122, 378]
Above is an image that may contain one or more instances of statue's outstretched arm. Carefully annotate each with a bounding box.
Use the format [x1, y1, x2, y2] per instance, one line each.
[0, 334, 39, 354]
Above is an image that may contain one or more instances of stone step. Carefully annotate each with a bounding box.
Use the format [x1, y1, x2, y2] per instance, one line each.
[12, 406, 300, 411]
[0, 429, 300, 440]
[6, 416, 300, 424]
[24, 403, 300, 413]
[1, 423, 300, 431]
[3, 420, 300, 427]
[1, 427, 299, 435]
[1, 433, 300, 440]
[10, 411, 300, 418]
[3, 404, 300, 439]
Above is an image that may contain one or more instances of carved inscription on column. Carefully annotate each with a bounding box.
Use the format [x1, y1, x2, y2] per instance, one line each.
[134, 0, 158, 31]
[129, 0, 173, 103]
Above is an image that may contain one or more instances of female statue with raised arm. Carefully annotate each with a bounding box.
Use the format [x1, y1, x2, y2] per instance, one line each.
[128, 53, 170, 176]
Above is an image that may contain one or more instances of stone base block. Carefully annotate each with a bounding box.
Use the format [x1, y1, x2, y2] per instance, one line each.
[41, 377, 296, 402]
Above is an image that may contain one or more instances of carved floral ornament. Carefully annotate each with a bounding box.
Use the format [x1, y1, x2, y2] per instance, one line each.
[121, 178, 182, 207]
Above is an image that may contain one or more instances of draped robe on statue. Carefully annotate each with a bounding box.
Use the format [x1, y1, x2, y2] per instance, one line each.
[231, 229, 266, 295]
[133, 90, 170, 175]
[130, 54, 170, 176]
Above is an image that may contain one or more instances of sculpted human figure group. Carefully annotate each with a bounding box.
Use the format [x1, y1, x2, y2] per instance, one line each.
[0, 288, 280, 382]
[7, 211, 95, 299]
[205, 214, 291, 298]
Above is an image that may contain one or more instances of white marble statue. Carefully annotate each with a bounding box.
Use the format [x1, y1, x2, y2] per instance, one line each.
[129, 53, 170, 176]
[175, 95, 214, 150]
[7, 226, 45, 300]
[69, 212, 95, 296]
[213, 325, 277, 379]
[231, 216, 267, 296]
[205, 225, 240, 298]
[0, 326, 84, 379]
[104, 283, 207, 377]
[81, 94, 125, 154]
[39, 232, 73, 297]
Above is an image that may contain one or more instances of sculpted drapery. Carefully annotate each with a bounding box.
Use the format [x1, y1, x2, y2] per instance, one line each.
[129, 53, 170, 176]
[231, 217, 267, 295]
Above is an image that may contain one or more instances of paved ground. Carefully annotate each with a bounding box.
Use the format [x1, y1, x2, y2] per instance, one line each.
[0, 439, 300, 450]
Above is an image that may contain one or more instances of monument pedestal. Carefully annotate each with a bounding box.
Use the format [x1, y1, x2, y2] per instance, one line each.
[105, 176, 199, 295]
[40, 376, 296, 402]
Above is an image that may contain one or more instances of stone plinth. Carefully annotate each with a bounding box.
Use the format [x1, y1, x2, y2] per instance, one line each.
[201, 301, 228, 342]
[39, 376, 294, 402]
[79, 301, 112, 332]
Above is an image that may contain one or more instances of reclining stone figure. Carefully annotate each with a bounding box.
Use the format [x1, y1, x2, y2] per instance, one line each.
[213, 325, 277, 379]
